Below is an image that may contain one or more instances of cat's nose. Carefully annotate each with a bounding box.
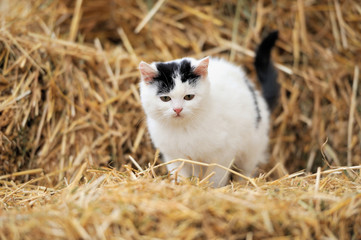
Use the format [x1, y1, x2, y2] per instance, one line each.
[173, 108, 183, 114]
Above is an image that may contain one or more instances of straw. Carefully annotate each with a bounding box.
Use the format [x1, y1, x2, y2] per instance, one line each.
[0, 165, 360, 239]
[0, 0, 361, 238]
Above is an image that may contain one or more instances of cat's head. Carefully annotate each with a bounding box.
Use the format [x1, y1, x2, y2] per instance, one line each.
[139, 57, 210, 123]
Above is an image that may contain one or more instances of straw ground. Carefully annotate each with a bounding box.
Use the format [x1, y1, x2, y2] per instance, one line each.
[0, 0, 361, 239]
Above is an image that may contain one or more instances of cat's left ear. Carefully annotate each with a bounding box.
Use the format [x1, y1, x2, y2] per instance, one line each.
[139, 61, 158, 84]
[194, 57, 209, 79]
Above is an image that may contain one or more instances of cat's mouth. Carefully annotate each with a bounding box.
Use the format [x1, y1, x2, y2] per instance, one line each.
[173, 113, 183, 118]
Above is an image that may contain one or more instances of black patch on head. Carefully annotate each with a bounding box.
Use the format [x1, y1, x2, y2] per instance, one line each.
[179, 59, 200, 85]
[153, 59, 201, 94]
[153, 62, 178, 94]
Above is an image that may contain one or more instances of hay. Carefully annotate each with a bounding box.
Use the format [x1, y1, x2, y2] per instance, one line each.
[1, 166, 361, 239]
[1, 0, 361, 238]
[1, 0, 361, 180]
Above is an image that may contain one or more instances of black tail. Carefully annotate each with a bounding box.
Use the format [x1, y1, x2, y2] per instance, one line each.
[255, 31, 279, 110]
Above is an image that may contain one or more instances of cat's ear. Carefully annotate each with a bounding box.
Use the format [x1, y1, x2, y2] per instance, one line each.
[194, 57, 209, 79]
[139, 61, 158, 84]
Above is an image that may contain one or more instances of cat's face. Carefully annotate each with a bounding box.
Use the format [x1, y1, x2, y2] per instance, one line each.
[139, 57, 210, 123]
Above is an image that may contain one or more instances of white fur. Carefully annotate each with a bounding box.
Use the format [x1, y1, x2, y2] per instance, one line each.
[140, 57, 270, 187]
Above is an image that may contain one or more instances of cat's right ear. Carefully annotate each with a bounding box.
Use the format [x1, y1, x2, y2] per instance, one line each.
[139, 61, 157, 84]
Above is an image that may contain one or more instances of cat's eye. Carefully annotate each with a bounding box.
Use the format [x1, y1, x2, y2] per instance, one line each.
[184, 94, 195, 101]
[160, 96, 171, 102]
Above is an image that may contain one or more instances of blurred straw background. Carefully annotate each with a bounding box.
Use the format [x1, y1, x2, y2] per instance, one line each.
[0, 0, 360, 239]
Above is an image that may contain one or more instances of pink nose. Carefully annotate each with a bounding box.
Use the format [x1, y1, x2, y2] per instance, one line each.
[173, 108, 183, 114]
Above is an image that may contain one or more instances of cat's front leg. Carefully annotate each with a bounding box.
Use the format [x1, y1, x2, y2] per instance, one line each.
[206, 166, 230, 187]
[166, 161, 192, 177]
[163, 155, 205, 182]
[163, 155, 193, 179]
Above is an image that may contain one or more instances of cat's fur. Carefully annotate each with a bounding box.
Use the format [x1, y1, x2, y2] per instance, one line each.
[139, 31, 279, 187]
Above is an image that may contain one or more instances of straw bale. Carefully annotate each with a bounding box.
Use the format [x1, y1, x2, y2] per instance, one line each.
[0, 0, 361, 237]
[1, 0, 360, 182]
[0, 166, 361, 239]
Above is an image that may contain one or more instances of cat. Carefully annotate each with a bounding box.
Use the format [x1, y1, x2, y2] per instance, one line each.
[139, 31, 279, 187]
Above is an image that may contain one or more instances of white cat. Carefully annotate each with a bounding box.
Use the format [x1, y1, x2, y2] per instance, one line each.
[139, 31, 279, 187]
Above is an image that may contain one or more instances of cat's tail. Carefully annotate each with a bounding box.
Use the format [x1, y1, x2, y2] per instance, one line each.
[254, 31, 279, 110]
